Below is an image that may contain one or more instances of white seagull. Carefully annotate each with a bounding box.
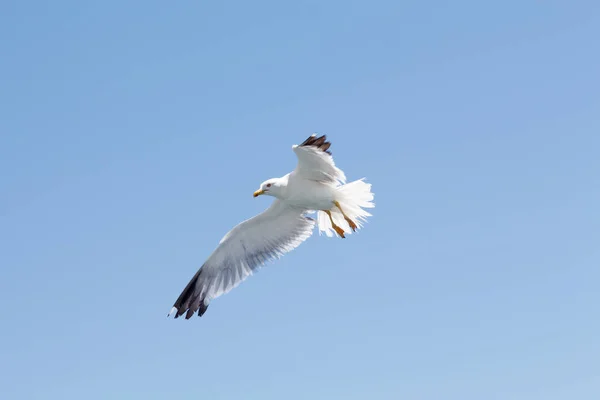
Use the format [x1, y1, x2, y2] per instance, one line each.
[169, 134, 375, 319]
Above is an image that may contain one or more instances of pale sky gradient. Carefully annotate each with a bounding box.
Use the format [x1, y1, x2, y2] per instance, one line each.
[1, 1, 599, 399]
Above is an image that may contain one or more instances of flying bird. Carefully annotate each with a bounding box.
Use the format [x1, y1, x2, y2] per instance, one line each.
[169, 134, 375, 319]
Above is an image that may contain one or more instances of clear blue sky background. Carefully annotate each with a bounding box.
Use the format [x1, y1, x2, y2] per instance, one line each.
[1, 1, 599, 399]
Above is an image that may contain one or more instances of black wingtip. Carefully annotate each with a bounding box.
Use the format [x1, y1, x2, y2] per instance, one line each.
[300, 134, 317, 146]
[299, 134, 333, 155]
[170, 267, 211, 320]
[198, 302, 209, 317]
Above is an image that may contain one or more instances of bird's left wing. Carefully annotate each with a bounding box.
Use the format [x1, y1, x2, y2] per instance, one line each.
[170, 200, 315, 319]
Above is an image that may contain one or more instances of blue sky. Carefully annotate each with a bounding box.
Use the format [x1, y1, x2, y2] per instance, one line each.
[1, 1, 599, 399]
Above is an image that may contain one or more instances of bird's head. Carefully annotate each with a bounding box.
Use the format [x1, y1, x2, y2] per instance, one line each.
[253, 178, 284, 198]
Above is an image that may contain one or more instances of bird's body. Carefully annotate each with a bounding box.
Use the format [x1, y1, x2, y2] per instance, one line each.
[272, 173, 336, 210]
[169, 134, 374, 319]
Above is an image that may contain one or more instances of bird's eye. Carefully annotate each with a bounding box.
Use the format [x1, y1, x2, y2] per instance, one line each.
[266, 183, 272, 188]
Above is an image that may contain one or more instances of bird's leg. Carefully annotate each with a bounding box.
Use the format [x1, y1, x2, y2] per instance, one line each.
[324, 210, 345, 238]
[334, 201, 358, 232]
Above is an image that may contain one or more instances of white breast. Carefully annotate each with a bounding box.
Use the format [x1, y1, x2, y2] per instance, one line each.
[284, 173, 336, 210]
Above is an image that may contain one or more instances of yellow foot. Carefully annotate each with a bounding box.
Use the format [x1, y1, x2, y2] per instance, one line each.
[345, 218, 358, 232]
[334, 200, 358, 232]
[333, 225, 346, 238]
[324, 209, 346, 238]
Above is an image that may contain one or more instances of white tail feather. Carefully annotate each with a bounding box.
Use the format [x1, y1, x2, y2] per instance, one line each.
[317, 179, 375, 237]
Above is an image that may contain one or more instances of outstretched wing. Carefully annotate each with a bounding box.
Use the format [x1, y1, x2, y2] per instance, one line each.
[170, 200, 315, 319]
[292, 134, 346, 184]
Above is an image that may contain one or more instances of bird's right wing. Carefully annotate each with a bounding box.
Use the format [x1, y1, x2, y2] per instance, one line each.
[170, 200, 315, 319]
[292, 134, 346, 184]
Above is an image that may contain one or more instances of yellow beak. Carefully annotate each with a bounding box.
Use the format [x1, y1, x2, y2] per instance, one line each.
[253, 189, 265, 198]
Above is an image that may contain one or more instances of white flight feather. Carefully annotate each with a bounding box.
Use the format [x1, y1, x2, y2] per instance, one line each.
[173, 200, 315, 317]
[292, 144, 346, 184]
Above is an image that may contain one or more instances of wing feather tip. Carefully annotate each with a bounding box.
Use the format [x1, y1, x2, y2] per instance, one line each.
[299, 134, 332, 155]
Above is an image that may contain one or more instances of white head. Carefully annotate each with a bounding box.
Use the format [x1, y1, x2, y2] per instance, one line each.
[253, 178, 285, 199]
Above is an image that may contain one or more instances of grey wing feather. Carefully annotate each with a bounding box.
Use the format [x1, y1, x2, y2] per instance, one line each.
[171, 200, 315, 319]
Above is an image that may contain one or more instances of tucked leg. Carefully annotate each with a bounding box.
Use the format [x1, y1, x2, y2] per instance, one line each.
[334, 200, 358, 232]
[324, 210, 345, 238]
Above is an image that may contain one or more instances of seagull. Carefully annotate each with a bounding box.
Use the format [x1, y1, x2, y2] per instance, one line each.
[169, 134, 374, 319]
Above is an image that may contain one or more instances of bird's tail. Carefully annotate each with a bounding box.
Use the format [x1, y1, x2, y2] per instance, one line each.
[317, 179, 375, 237]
